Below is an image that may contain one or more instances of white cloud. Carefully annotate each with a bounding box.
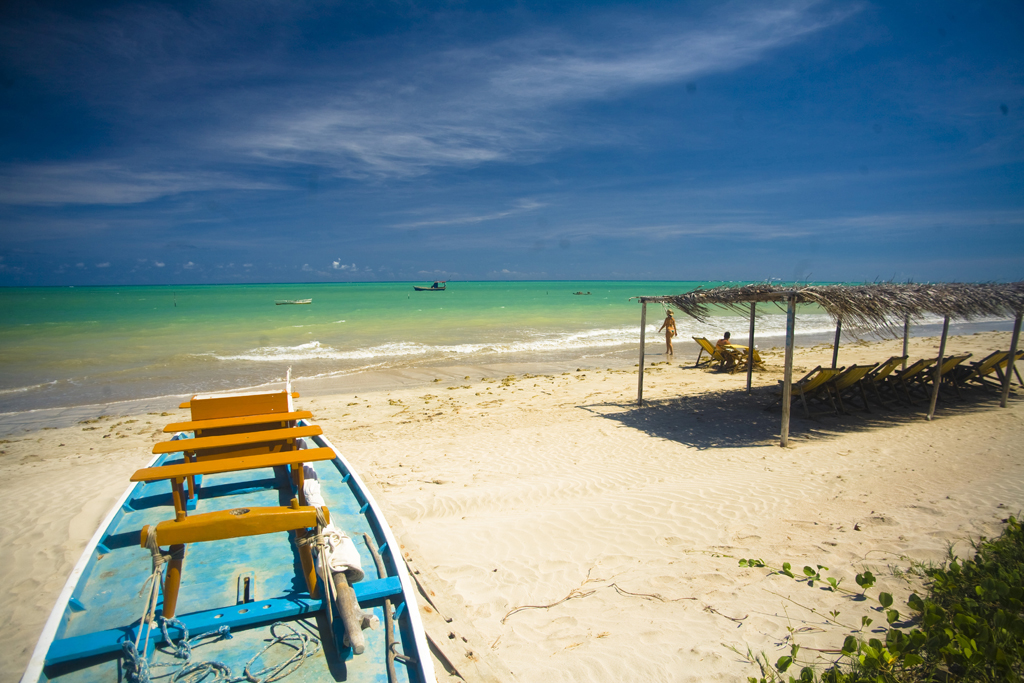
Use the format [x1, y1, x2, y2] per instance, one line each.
[95, 262, 110, 268]
[154, 261, 165, 267]
[394, 199, 546, 228]
[0, 162, 281, 206]
[301, 263, 313, 272]
[237, 3, 854, 179]
[183, 261, 196, 269]
[332, 260, 355, 270]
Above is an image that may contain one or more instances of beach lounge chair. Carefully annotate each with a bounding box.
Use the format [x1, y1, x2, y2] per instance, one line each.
[898, 354, 972, 403]
[696, 335, 729, 368]
[693, 337, 729, 369]
[825, 363, 878, 414]
[935, 353, 973, 400]
[888, 357, 937, 405]
[139, 501, 329, 618]
[857, 355, 908, 409]
[768, 366, 844, 418]
[953, 350, 1024, 391]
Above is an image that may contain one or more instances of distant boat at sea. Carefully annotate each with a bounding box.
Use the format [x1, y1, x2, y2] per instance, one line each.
[413, 281, 446, 291]
[275, 298, 313, 305]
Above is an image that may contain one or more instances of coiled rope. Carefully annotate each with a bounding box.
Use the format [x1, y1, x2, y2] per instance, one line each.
[123, 513, 327, 683]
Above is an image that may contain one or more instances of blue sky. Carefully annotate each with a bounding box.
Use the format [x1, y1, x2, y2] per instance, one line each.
[1, 0, 1022, 285]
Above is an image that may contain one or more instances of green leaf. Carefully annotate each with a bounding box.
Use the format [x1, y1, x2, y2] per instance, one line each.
[856, 571, 876, 589]
[803, 566, 816, 577]
[782, 562, 793, 577]
[886, 609, 899, 624]
[775, 655, 793, 673]
[842, 635, 858, 655]
[878, 592, 894, 608]
[903, 653, 924, 667]
[907, 593, 924, 611]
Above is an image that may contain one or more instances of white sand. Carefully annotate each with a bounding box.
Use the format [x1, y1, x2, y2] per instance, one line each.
[2, 331, 1022, 682]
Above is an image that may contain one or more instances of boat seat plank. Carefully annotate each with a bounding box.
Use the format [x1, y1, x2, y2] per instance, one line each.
[131, 447, 335, 483]
[179, 392, 299, 411]
[152, 425, 322, 455]
[163, 411, 313, 433]
[142, 504, 328, 546]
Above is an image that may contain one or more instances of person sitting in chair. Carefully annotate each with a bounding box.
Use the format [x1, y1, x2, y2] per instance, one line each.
[716, 331, 740, 371]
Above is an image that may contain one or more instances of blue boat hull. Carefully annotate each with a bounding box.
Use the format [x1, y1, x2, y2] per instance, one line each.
[23, 427, 434, 683]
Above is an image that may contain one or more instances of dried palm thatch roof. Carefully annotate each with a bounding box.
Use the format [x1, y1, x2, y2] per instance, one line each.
[652, 282, 1024, 333]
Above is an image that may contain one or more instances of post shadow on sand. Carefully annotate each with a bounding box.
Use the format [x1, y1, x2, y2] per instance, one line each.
[585, 384, 1018, 451]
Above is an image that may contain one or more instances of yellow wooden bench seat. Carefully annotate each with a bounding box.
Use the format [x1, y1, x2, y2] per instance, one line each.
[135, 447, 335, 517]
[163, 410, 313, 433]
[152, 425, 322, 456]
[141, 501, 328, 618]
[132, 447, 336, 483]
[179, 391, 300, 414]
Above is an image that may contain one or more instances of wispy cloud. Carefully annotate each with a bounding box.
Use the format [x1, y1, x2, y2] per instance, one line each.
[0, 1, 855, 205]
[393, 200, 546, 228]
[237, 2, 856, 179]
[0, 163, 281, 206]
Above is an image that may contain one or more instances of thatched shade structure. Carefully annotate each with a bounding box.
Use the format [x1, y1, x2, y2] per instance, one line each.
[662, 282, 1024, 331]
[635, 282, 1024, 447]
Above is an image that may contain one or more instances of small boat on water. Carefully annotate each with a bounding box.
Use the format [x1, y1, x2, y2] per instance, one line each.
[412, 282, 445, 292]
[22, 388, 434, 683]
[275, 299, 313, 305]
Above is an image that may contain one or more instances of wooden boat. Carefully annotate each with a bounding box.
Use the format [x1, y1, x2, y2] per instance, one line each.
[412, 282, 445, 292]
[275, 299, 313, 305]
[22, 388, 434, 683]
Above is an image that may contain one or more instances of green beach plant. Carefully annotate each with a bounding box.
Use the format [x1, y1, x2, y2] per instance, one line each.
[734, 515, 1024, 682]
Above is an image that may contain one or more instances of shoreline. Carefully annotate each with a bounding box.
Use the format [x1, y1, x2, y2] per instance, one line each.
[1, 329, 1023, 681]
[0, 317, 1015, 437]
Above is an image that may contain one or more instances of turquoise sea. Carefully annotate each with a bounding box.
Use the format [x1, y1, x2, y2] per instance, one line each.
[0, 281, 999, 413]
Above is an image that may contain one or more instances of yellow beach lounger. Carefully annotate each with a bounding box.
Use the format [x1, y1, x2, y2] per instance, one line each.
[768, 366, 844, 418]
[889, 357, 937, 405]
[858, 355, 908, 409]
[954, 350, 1024, 391]
[693, 337, 727, 369]
[826, 363, 879, 414]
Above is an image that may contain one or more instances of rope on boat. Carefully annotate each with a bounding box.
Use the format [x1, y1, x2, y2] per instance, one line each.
[123, 514, 328, 683]
[124, 616, 319, 683]
[294, 507, 337, 636]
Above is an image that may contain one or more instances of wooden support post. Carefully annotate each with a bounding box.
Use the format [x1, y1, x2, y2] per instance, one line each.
[927, 316, 949, 421]
[637, 301, 647, 405]
[781, 296, 796, 447]
[746, 302, 756, 393]
[162, 544, 185, 619]
[296, 528, 319, 599]
[831, 319, 842, 369]
[1000, 313, 1022, 408]
[902, 316, 910, 371]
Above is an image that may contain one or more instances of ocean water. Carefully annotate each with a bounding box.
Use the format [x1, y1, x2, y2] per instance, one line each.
[0, 281, 1006, 413]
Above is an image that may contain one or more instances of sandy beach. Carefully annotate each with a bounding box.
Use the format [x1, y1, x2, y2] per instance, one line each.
[2, 330, 1023, 682]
